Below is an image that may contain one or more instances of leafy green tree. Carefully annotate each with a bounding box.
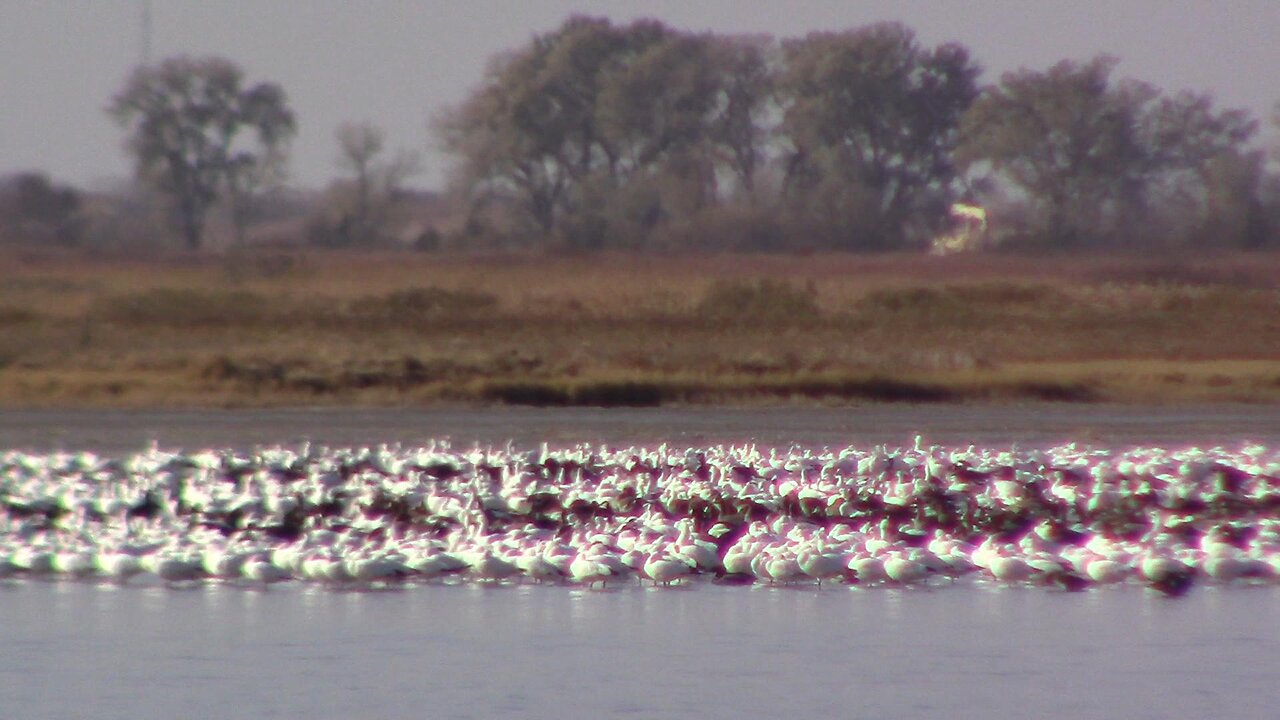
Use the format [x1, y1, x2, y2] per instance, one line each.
[109, 55, 295, 249]
[777, 23, 980, 249]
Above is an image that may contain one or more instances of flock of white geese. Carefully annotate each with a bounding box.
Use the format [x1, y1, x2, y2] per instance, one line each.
[3, 438, 1279, 596]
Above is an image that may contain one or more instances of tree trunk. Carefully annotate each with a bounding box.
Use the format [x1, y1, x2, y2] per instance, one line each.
[179, 201, 203, 250]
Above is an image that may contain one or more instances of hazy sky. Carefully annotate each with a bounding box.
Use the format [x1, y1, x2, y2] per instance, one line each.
[3, 1, 1278, 190]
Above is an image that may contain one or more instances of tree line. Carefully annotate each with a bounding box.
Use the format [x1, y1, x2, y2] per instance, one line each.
[2, 15, 1278, 252]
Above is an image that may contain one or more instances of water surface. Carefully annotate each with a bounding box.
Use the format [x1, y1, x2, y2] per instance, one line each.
[4, 405, 1279, 719]
[2, 580, 1276, 720]
[3, 404, 1278, 453]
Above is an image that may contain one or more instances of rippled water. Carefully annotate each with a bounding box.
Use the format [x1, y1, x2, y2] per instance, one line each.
[3, 406, 1280, 719]
[3, 580, 1278, 720]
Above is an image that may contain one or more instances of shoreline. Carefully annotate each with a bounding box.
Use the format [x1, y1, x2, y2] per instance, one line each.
[3, 358, 1280, 409]
[5, 403, 1279, 454]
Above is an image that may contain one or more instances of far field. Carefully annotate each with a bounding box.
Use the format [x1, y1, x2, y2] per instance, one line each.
[1, 247, 1279, 407]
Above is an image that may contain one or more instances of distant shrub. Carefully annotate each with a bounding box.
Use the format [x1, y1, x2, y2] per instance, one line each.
[653, 203, 787, 252]
[482, 380, 668, 407]
[945, 282, 1058, 305]
[572, 381, 665, 407]
[221, 249, 300, 282]
[198, 355, 287, 386]
[482, 382, 571, 406]
[856, 282, 1058, 315]
[0, 305, 38, 326]
[347, 286, 498, 321]
[0, 172, 85, 247]
[1089, 259, 1270, 289]
[1005, 381, 1097, 402]
[95, 288, 274, 326]
[696, 280, 819, 321]
[199, 354, 446, 395]
[790, 377, 954, 402]
[413, 227, 443, 252]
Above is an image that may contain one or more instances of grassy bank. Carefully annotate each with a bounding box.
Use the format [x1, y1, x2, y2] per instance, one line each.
[1, 247, 1279, 407]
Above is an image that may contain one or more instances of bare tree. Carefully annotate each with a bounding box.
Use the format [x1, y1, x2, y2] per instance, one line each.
[322, 122, 421, 246]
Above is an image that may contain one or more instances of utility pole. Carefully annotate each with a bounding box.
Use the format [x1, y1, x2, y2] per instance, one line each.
[141, 0, 153, 66]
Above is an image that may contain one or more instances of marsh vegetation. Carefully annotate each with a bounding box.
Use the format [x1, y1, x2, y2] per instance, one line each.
[1, 248, 1278, 407]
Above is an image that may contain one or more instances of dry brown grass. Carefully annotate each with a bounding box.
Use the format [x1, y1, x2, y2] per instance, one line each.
[2, 246, 1279, 407]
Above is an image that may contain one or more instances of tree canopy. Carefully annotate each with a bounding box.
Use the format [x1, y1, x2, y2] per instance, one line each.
[0, 20, 1259, 254]
[431, 17, 1280, 252]
[958, 56, 1258, 247]
[778, 23, 981, 249]
[436, 17, 985, 250]
[109, 55, 296, 249]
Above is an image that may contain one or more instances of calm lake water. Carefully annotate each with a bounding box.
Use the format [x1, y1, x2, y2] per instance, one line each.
[2, 580, 1278, 720]
[3, 404, 1279, 453]
[3, 405, 1280, 719]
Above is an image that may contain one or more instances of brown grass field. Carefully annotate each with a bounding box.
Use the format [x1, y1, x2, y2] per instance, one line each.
[1, 246, 1279, 408]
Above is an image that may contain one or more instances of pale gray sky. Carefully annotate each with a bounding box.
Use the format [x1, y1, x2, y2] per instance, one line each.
[3, 1, 1278, 190]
